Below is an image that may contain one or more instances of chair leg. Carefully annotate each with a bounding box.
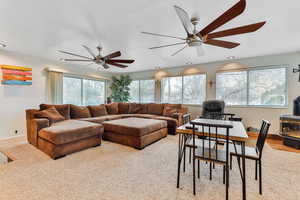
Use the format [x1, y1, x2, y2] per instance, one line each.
[255, 160, 258, 181]
[192, 139, 196, 195]
[223, 165, 225, 184]
[230, 155, 232, 170]
[259, 160, 262, 195]
[189, 147, 191, 164]
[209, 162, 212, 180]
[213, 162, 215, 169]
[183, 145, 186, 173]
[198, 159, 200, 179]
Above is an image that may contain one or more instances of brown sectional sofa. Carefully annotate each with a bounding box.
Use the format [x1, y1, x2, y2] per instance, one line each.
[26, 103, 188, 159]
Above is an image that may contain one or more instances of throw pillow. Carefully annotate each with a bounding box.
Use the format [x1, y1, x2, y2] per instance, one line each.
[40, 104, 70, 120]
[105, 103, 119, 114]
[70, 105, 92, 119]
[35, 107, 65, 125]
[87, 105, 107, 117]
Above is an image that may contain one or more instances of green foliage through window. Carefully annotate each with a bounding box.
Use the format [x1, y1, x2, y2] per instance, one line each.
[109, 75, 132, 102]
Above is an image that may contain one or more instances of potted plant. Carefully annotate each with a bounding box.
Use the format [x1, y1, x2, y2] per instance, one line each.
[109, 75, 132, 102]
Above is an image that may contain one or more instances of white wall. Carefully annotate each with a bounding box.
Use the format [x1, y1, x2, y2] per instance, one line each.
[1, 50, 299, 139]
[127, 52, 300, 134]
[0, 50, 113, 139]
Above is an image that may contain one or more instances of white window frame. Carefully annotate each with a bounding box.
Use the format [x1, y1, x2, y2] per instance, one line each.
[160, 74, 207, 105]
[129, 79, 156, 103]
[216, 65, 288, 108]
[62, 74, 106, 106]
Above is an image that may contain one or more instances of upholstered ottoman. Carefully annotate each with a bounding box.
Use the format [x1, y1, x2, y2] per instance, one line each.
[102, 117, 168, 149]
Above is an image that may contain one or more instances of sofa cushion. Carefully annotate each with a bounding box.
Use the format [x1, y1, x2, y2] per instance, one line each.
[163, 106, 178, 117]
[39, 120, 103, 145]
[70, 105, 91, 119]
[163, 104, 181, 116]
[147, 103, 164, 115]
[118, 103, 130, 114]
[102, 117, 167, 137]
[79, 117, 107, 124]
[87, 105, 107, 117]
[40, 104, 70, 120]
[105, 103, 119, 114]
[104, 115, 123, 121]
[128, 103, 141, 114]
[152, 116, 179, 127]
[120, 114, 157, 119]
[79, 115, 123, 124]
[35, 107, 65, 125]
[139, 104, 148, 114]
[128, 103, 148, 114]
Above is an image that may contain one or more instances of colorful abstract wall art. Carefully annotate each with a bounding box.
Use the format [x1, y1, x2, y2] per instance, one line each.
[1, 65, 32, 85]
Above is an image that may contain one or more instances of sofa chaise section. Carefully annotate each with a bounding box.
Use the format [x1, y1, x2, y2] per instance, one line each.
[26, 109, 103, 159]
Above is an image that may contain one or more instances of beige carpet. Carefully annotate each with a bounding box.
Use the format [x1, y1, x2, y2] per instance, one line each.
[0, 136, 299, 200]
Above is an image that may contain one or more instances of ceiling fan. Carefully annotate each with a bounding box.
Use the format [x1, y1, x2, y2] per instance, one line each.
[142, 0, 266, 56]
[58, 45, 135, 69]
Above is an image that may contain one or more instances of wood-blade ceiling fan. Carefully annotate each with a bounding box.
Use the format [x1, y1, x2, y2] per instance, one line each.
[58, 45, 135, 69]
[142, 0, 266, 56]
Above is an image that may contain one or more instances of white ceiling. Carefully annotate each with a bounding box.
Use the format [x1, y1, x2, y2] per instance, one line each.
[0, 0, 299, 73]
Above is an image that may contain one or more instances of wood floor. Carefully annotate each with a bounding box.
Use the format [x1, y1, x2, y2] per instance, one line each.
[248, 132, 300, 153]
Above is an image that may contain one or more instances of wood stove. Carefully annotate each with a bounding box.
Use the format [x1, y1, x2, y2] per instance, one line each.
[280, 97, 300, 149]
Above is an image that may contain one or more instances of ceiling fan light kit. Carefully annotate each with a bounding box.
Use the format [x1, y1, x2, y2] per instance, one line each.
[142, 0, 266, 57]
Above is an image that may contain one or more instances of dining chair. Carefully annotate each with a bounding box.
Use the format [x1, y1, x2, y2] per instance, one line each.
[227, 120, 271, 195]
[190, 121, 233, 199]
[184, 137, 217, 177]
[200, 100, 226, 120]
[186, 114, 240, 166]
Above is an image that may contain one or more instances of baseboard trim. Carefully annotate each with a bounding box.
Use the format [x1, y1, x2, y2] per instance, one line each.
[0, 135, 25, 141]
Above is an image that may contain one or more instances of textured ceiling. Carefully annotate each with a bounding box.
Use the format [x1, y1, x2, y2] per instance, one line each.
[0, 0, 299, 73]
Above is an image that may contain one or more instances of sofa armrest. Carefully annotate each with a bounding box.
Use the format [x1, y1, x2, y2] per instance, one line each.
[178, 107, 188, 115]
[169, 113, 191, 126]
[28, 118, 50, 146]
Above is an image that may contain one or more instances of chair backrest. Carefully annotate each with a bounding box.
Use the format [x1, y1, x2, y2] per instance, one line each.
[202, 100, 225, 120]
[256, 120, 271, 159]
[190, 119, 233, 162]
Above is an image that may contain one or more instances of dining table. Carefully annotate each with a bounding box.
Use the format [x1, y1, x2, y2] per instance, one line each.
[176, 118, 248, 200]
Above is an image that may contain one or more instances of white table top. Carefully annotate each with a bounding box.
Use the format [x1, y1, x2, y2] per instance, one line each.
[177, 118, 248, 142]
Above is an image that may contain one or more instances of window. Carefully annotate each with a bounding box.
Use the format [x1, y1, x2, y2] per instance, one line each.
[83, 79, 105, 105]
[129, 79, 155, 103]
[63, 76, 105, 106]
[161, 74, 206, 105]
[183, 74, 207, 104]
[216, 67, 287, 107]
[140, 80, 155, 103]
[129, 80, 139, 103]
[216, 71, 247, 105]
[249, 68, 286, 106]
[63, 77, 82, 106]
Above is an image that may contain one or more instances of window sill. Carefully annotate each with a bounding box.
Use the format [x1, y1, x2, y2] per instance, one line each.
[226, 105, 288, 109]
[182, 104, 288, 109]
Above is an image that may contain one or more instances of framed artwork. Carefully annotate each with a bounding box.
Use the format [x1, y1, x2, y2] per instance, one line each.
[1, 65, 32, 85]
